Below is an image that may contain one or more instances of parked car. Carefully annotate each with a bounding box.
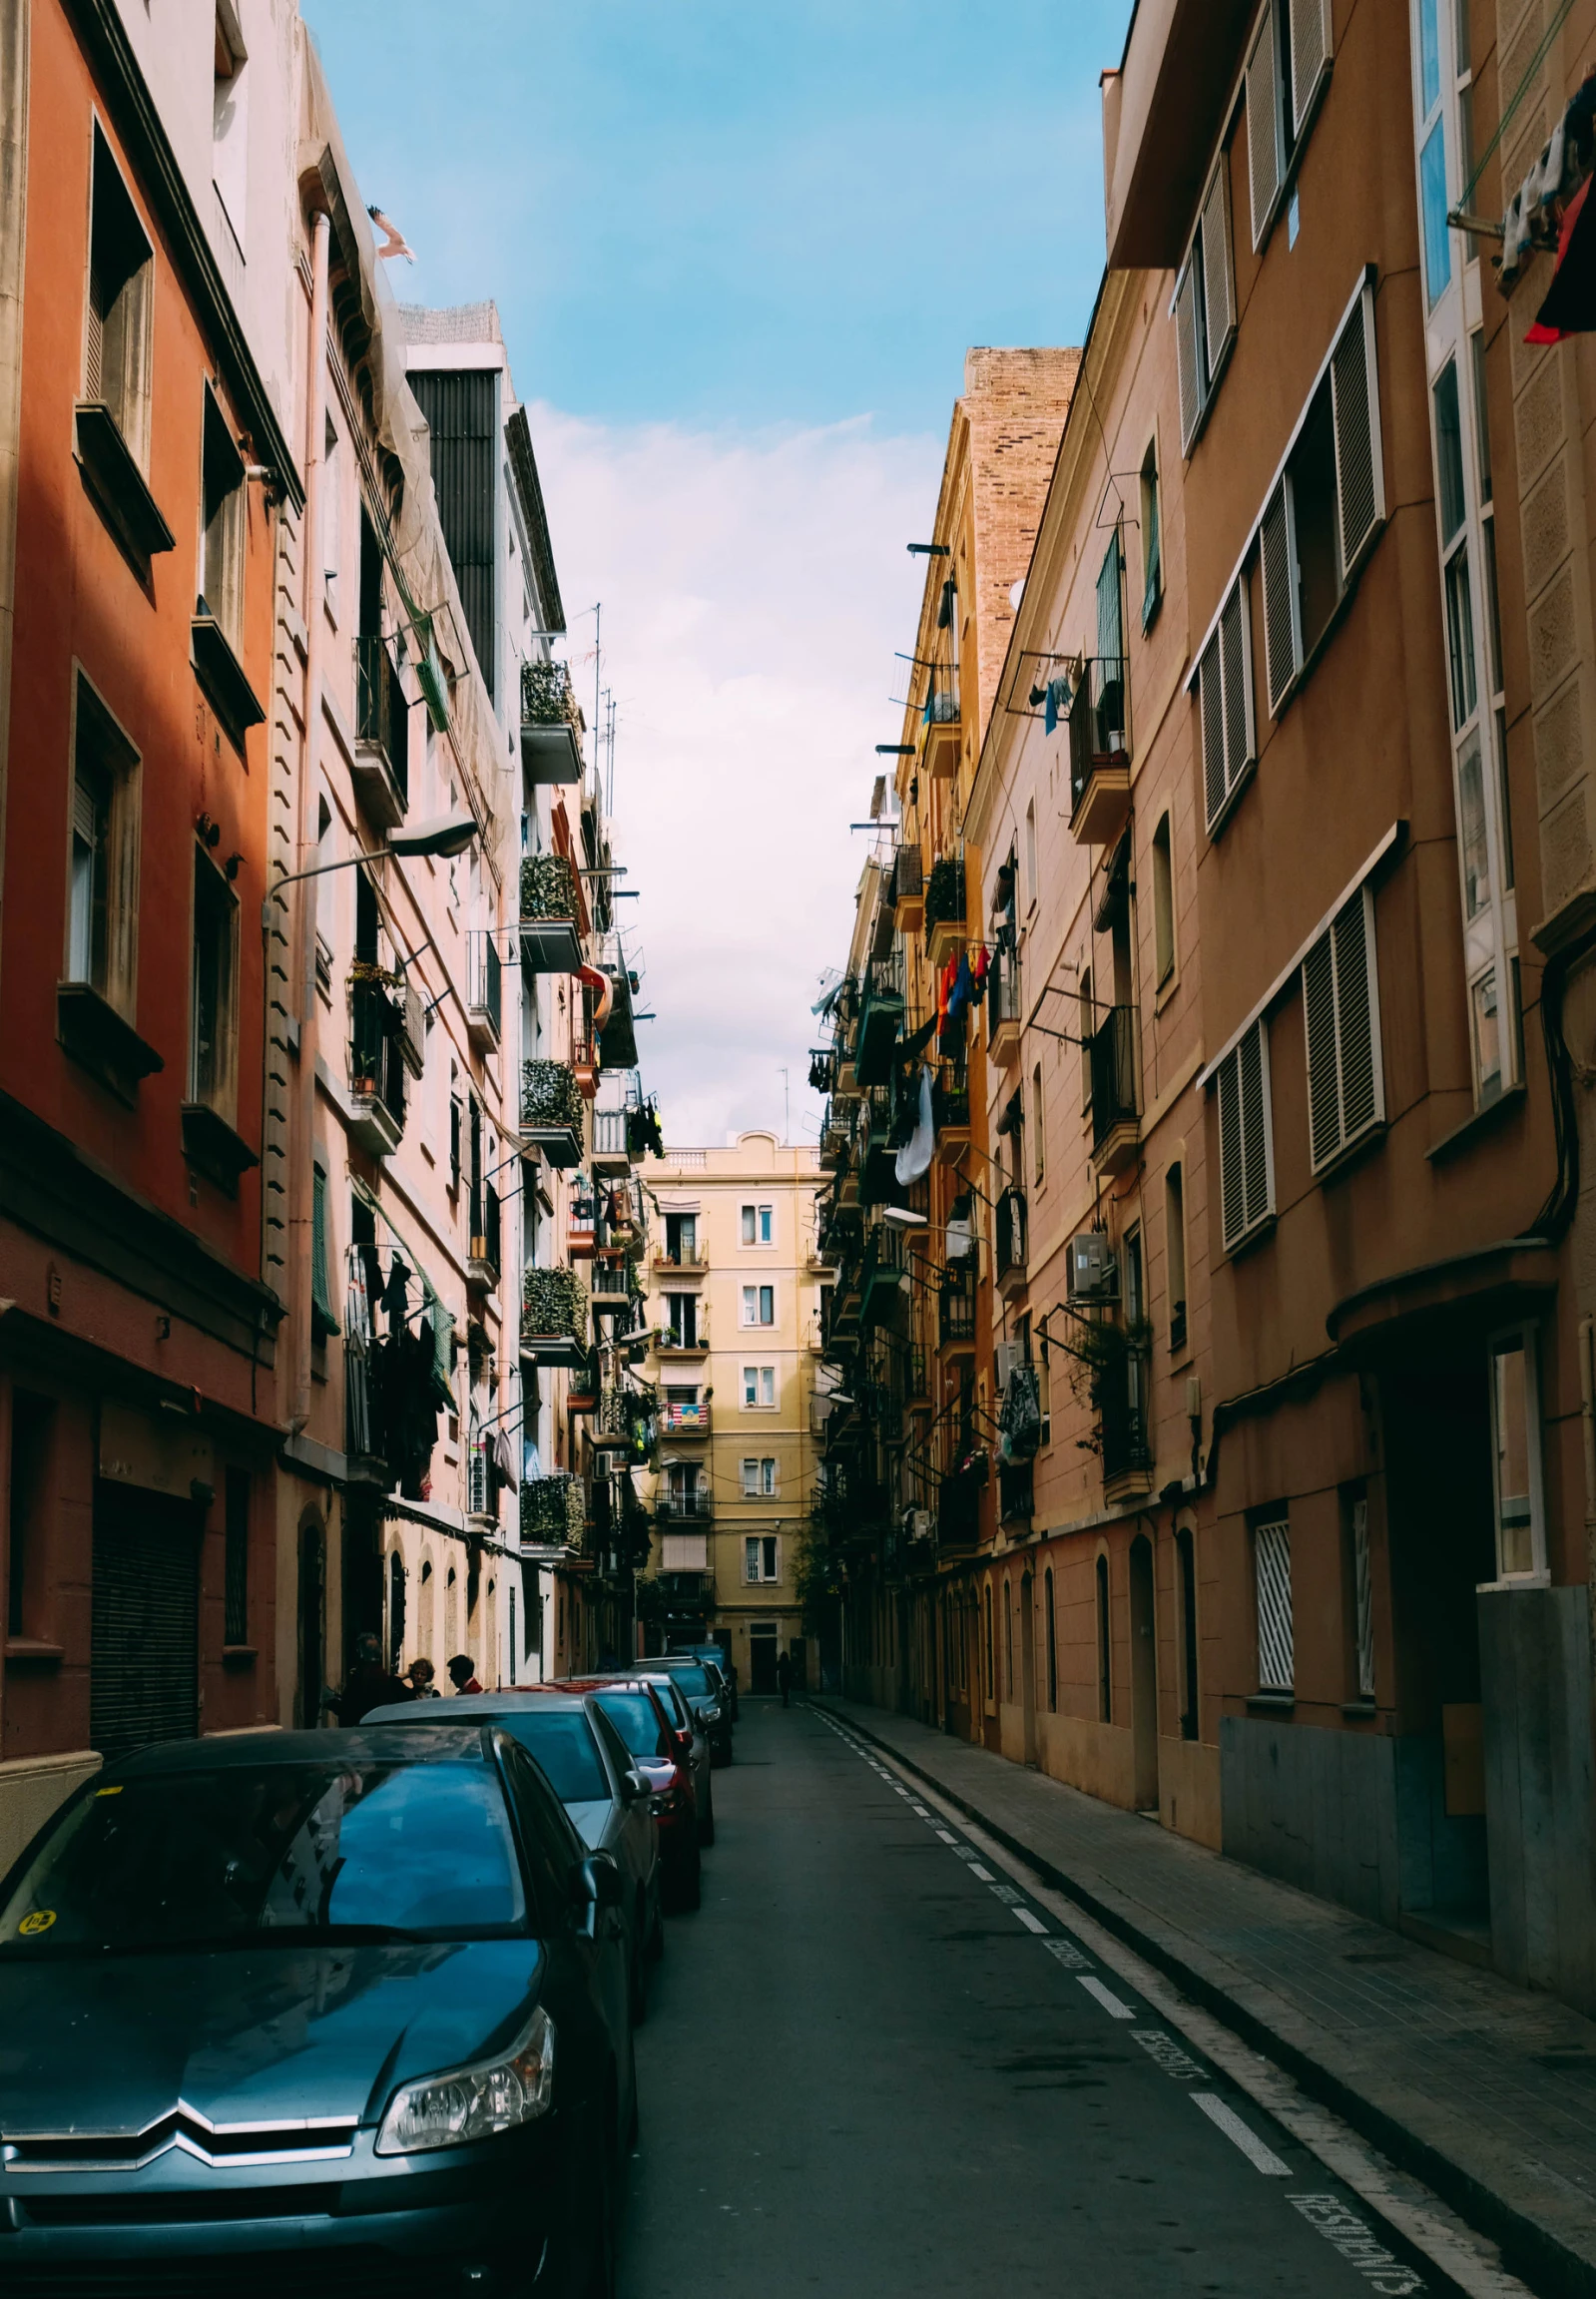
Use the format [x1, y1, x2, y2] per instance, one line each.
[654, 1656, 734, 1767]
[674, 1641, 740, 1722]
[573, 1678, 703, 1912]
[570, 1669, 716, 1847]
[367, 1690, 663, 2021]
[0, 1723, 633, 2296]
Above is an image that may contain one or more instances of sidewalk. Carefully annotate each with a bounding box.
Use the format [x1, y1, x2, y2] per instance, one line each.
[814, 1694, 1596, 2299]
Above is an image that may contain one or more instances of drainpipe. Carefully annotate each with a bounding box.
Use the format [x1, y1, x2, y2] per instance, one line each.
[291, 209, 330, 1435]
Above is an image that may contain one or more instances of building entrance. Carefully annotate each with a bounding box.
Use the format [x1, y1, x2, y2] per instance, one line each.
[749, 1621, 779, 1693]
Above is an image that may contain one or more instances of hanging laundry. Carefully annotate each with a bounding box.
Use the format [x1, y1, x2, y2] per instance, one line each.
[380, 1254, 411, 1333]
[895, 1065, 935, 1186]
[1528, 175, 1596, 339]
[493, 1427, 519, 1490]
[999, 1365, 1042, 1462]
[946, 951, 974, 1027]
[970, 944, 991, 1004]
[1042, 673, 1072, 736]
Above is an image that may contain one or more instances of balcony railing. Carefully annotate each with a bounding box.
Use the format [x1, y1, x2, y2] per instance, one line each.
[467, 931, 501, 1044]
[932, 1069, 970, 1136]
[891, 844, 923, 904]
[657, 1493, 713, 1522]
[354, 635, 409, 807]
[1089, 1005, 1138, 1152]
[468, 1179, 501, 1287]
[856, 948, 905, 1088]
[924, 856, 965, 931]
[996, 1187, 1027, 1288]
[989, 949, 1022, 1032]
[592, 1107, 630, 1164]
[659, 1307, 708, 1352]
[1099, 1351, 1153, 1482]
[348, 974, 406, 1147]
[519, 659, 582, 785]
[939, 1267, 977, 1346]
[1068, 655, 1129, 795]
[654, 1244, 708, 1270]
[921, 660, 959, 726]
[520, 1473, 586, 1548]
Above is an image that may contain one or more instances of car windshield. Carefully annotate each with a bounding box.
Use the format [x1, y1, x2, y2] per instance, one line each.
[497, 1711, 609, 1803]
[595, 1692, 670, 1759]
[646, 1678, 691, 1728]
[663, 1663, 714, 1698]
[0, 1759, 527, 1955]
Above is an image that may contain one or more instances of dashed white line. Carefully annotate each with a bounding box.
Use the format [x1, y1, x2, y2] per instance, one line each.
[968, 1863, 995, 1882]
[1012, 1907, 1048, 1935]
[1077, 1976, 1137, 2019]
[1191, 2092, 1293, 2177]
[934, 1828, 957, 1844]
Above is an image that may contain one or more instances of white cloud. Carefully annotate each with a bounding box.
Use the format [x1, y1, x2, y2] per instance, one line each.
[528, 404, 937, 1147]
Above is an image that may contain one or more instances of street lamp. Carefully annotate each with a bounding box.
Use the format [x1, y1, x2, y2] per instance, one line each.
[261, 809, 480, 927]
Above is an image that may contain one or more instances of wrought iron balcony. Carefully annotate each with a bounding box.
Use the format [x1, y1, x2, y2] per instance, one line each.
[467, 930, 501, 1052]
[1099, 1350, 1153, 1486]
[656, 1492, 713, 1523]
[1089, 1005, 1139, 1173]
[987, 949, 1022, 1064]
[1068, 655, 1132, 845]
[855, 948, 905, 1088]
[591, 1105, 631, 1171]
[347, 973, 405, 1156]
[938, 1264, 977, 1348]
[521, 1059, 584, 1168]
[353, 635, 409, 828]
[468, 1179, 501, 1293]
[661, 1401, 711, 1436]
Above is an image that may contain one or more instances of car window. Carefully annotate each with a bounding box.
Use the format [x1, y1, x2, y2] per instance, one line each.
[595, 1691, 671, 1759]
[497, 1710, 609, 1804]
[0, 1760, 527, 1953]
[646, 1677, 691, 1729]
[496, 1742, 581, 1926]
[589, 1705, 635, 1785]
[661, 1663, 713, 1698]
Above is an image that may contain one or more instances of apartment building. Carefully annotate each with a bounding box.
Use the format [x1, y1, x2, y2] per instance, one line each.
[638, 1134, 824, 1692]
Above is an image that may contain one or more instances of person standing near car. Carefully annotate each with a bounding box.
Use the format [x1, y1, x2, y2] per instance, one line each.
[406, 1658, 440, 1698]
[325, 1633, 412, 1725]
[447, 1654, 483, 1694]
[776, 1649, 793, 1709]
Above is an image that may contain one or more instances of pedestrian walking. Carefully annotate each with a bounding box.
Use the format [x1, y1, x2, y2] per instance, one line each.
[405, 1658, 440, 1698]
[324, 1633, 412, 1725]
[776, 1648, 793, 1708]
[447, 1654, 483, 1694]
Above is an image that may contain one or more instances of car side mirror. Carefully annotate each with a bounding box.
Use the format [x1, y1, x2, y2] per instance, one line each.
[574, 1853, 623, 1911]
[620, 1769, 648, 1805]
[675, 1729, 695, 1755]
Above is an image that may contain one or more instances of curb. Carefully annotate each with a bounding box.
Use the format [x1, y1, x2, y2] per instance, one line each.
[812, 1696, 1596, 2299]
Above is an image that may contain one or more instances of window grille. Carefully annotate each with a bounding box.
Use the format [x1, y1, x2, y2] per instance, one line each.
[1254, 1519, 1294, 1692]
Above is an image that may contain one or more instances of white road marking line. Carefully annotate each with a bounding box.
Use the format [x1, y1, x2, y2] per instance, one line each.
[1077, 1976, 1137, 2019]
[1041, 1938, 1092, 1972]
[1292, 2195, 1427, 2294]
[1191, 2092, 1293, 2176]
[1012, 1907, 1048, 1935]
[909, 1803, 928, 1815]
[1131, 2029, 1205, 2082]
[968, 1863, 995, 1881]
[935, 1828, 957, 1843]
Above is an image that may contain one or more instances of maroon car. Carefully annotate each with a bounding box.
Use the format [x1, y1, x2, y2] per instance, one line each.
[559, 1676, 704, 1912]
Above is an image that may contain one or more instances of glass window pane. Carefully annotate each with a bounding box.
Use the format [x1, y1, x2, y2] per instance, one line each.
[1421, 122, 1451, 306]
[1457, 738, 1490, 917]
[1495, 707, 1514, 889]
[1470, 329, 1491, 504]
[1419, 0, 1441, 113]
[1445, 543, 1477, 728]
[1482, 514, 1503, 695]
[1491, 1336, 1534, 1575]
[1473, 965, 1502, 1102]
[1432, 360, 1465, 542]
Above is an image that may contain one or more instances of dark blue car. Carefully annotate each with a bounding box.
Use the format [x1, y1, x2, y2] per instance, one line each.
[0, 1723, 634, 2297]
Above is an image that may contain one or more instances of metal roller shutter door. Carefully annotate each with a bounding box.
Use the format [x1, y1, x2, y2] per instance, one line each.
[91, 1483, 200, 1763]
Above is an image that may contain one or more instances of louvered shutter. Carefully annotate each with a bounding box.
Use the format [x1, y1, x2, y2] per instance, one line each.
[1218, 1048, 1246, 1250]
[1303, 928, 1342, 1167]
[1333, 886, 1380, 1138]
[1289, 0, 1331, 135]
[85, 270, 106, 402]
[1220, 581, 1252, 792]
[1200, 162, 1236, 382]
[1254, 1519, 1294, 1691]
[310, 1165, 340, 1336]
[91, 1485, 201, 1762]
[1175, 264, 1203, 455]
[1260, 482, 1298, 714]
[1246, 3, 1283, 247]
[1199, 633, 1228, 829]
[1216, 1020, 1274, 1251]
[1330, 286, 1382, 577]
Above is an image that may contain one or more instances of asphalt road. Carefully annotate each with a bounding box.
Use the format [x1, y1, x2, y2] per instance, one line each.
[619, 1697, 1468, 2299]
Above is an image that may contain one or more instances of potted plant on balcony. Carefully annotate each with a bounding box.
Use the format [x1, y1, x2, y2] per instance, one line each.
[521, 658, 581, 730]
[924, 857, 965, 928]
[521, 1057, 584, 1135]
[520, 1265, 590, 1353]
[519, 852, 582, 923]
[520, 1471, 587, 1547]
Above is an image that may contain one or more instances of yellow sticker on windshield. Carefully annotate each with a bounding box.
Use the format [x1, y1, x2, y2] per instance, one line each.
[95, 1785, 123, 1796]
[17, 1910, 56, 1936]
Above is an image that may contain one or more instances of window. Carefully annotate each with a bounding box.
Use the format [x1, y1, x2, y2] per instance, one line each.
[1079, 966, 1094, 1111]
[321, 415, 341, 616]
[1003, 1579, 1014, 1700]
[189, 848, 238, 1114]
[1141, 445, 1163, 625]
[1197, 576, 1254, 833]
[1095, 1553, 1112, 1722]
[1303, 883, 1383, 1170]
[224, 1467, 250, 1647]
[1214, 1019, 1275, 1251]
[665, 1212, 698, 1263]
[1415, 0, 1452, 306]
[743, 1365, 777, 1409]
[983, 1583, 994, 1703]
[1044, 1565, 1057, 1711]
[742, 1284, 774, 1327]
[1096, 527, 1125, 695]
[667, 1295, 699, 1349]
[212, 0, 249, 241]
[1151, 814, 1175, 985]
[1488, 1326, 1544, 1580]
[1347, 1490, 1375, 1700]
[741, 1203, 773, 1246]
[1245, 0, 1332, 251]
[1177, 1526, 1200, 1739]
[1259, 282, 1384, 717]
[65, 675, 139, 1012]
[666, 1463, 704, 1515]
[1165, 1163, 1188, 1352]
[309, 1163, 338, 1340]
[662, 1532, 708, 1571]
[1024, 799, 1037, 910]
[1031, 1061, 1045, 1185]
[1175, 155, 1237, 451]
[199, 386, 247, 651]
[85, 127, 153, 465]
[1254, 1516, 1294, 1693]
[744, 1535, 779, 1584]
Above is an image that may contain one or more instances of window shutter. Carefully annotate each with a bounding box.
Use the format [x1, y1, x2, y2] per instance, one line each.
[1246, 2, 1284, 247]
[1199, 633, 1228, 829]
[1220, 579, 1252, 793]
[310, 1167, 339, 1337]
[1175, 264, 1203, 455]
[1330, 286, 1382, 577]
[1216, 1020, 1274, 1251]
[1303, 929, 1342, 1168]
[1260, 483, 1299, 714]
[1254, 1519, 1294, 1691]
[1303, 885, 1382, 1171]
[1096, 529, 1125, 667]
[1218, 1048, 1246, 1251]
[1200, 162, 1236, 382]
[1289, 0, 1331, 136]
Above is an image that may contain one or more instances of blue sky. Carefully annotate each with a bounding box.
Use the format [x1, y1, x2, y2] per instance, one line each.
[305, 0, 1133, 1147]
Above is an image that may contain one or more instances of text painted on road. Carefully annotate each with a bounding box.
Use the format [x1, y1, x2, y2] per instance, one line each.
[1291, 2195, 1427, 2294]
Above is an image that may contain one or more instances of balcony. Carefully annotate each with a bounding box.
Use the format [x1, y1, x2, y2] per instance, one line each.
[590, 1256, 635, 1316]
[1068, 657, 1131, 847]
[1099, 1352, 1153, 1495]
[347, 973, 405, 1157]
[1089, 1005, 1140, 1175]
[567, 1351, 600, 1413]
[1103, 0, 1256, 269]
[987, 950, 1022, 1067]
[661, 1401, 711, 1437]
[467, 931, 501, 1054]
[653, 1244, 708, 1273]
[468, 1180, 501, 1295]
[352, 635, 410, 830]
[656, 1493, 714, 1525]
[924, 856, 965, 971]
[861, 1225, 907, 1327]
[905, 1346, 930, 1403]
[521, 1058, 584, 1168]
[932, 1069, 970, 1166]
[520, 658, 584, 786]
[520, 1266, 590, 1369]
[519, 852, 586, 975]
[657, 1306, 709, 1358]
[921, 661, 960, 781]
[938, 1266, 977, 1351]
[520, 1472, 586, 1553]
[591, 1105, 631, 1174]
[996, 1187, 1028, 1301]
[891, 843, 924, 933]
[568, 1196, 597, 1258]
[937, 1461, 982, 1554]
[855, 950, 905, 1089]
[998, 1459, 1035, 1526]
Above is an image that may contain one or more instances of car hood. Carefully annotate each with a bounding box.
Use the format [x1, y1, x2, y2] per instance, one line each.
[0, 1939, 544, 2138]
[565, 1801, 614, 1852]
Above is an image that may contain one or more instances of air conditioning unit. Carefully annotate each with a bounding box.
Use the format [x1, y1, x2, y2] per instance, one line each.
[1067, 1231, 1117, 1301]
[907, 1508, 932, 1543]
[994, 1340, 1022, 1392]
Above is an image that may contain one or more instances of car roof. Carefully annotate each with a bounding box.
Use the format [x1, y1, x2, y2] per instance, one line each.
[365, 1692, 591, 1719]
[112, 1725, 490, 1775]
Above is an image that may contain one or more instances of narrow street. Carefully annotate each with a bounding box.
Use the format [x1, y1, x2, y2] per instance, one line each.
[622, 1701, 1449, 2299]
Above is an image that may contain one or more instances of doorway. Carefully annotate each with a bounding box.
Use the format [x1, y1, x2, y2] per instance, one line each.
[1128, 1534, 1159, 1813]
[296, 1519, 324, 1729]
[749, 1621, 778, 1693]
[91, 1481, 201, 1763]
[1019, 1570, 1038, 1766]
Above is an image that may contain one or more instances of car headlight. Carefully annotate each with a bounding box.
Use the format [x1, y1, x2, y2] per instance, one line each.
[376, 2006, 555, 2154]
